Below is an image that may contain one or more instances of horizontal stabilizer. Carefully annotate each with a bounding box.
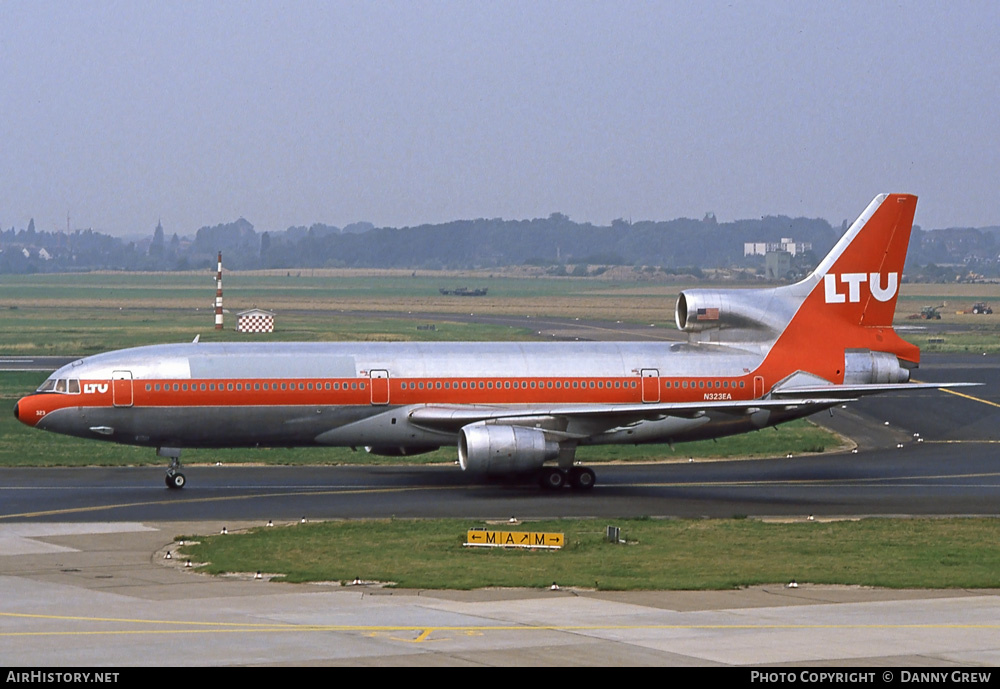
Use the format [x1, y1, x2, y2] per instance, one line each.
[772, 382, 981, 399]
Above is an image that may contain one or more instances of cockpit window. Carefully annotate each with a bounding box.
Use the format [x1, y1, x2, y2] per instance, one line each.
[35, 378, 81, 394]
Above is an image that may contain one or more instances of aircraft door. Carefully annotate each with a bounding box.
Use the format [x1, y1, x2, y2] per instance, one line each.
[112, 371, 133, 408]
[370, 370, 389, 405]
[754, 376, 764, 398]
[641, 368, 660, 403]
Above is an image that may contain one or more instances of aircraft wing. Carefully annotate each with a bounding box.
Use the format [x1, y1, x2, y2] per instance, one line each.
[407, 397, 851, 435]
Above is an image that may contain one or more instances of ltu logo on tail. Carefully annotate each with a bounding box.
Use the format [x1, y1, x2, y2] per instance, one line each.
[823, 273, 898, 304]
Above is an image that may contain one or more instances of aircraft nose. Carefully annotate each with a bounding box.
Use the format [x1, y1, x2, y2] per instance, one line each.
[13, 396, 40, 427]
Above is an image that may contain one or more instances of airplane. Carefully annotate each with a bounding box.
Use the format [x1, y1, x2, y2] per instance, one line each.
[13, 193, 966, 491]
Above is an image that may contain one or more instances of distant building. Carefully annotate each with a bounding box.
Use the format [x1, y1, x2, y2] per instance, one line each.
[765, 251, 792, 279]
[236, 308, 275, 333]
[744, 237, 812, 257]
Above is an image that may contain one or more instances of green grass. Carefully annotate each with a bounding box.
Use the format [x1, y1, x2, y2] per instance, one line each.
[903, 330, 1000, 354]
[0, 305, 537, 355]
[178, 517, 1000, 590]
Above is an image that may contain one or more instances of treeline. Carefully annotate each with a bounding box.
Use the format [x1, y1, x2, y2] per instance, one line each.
[2, 213, 999, 279]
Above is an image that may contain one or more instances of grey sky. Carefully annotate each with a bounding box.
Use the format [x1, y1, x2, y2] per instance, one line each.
[2, 1, 998, 237]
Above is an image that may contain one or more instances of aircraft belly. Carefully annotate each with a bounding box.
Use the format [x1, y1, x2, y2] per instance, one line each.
[62, 405, 416, 449]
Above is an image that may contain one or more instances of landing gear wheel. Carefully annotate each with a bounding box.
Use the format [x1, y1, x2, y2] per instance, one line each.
[165, 471, 186, 490]
[538, 467, 566, 490]
[568, 466, 596, 490]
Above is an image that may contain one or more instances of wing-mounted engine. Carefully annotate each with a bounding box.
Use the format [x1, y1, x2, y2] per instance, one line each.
[458, 423, 560, 475]
[675, 287, 795, 342]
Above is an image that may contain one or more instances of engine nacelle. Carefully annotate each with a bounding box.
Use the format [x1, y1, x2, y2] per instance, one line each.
[844, 350, 910, 384]
[365, 445, 441, 457]
[458, 424, 560, 475]
[675, 288, 783, 335]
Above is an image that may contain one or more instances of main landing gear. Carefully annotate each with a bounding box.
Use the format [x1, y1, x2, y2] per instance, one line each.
[538, 466, 596, 491]
[159, 448, 186, 490]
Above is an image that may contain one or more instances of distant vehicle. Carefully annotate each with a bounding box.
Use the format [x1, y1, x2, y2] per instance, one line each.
[439, 287, 488, 296]
[909, 304, 944, 320]
[15, 194, 973, 492]
[970, 302, 993, 315]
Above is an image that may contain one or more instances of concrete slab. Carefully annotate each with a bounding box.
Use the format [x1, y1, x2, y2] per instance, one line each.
[1, 522, 998, 666]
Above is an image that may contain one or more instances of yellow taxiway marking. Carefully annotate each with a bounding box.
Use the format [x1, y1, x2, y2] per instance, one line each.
[912, 380, 1000, 409]
[0, 484, 461, 521]
[2, 612, 998, 640]
[5, 468, 1000, 521]
[937, 386, 1000, 409]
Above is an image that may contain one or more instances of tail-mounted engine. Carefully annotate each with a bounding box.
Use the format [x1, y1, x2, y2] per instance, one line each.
[675, 288, 790, 338]
[844, 349, 911, 384]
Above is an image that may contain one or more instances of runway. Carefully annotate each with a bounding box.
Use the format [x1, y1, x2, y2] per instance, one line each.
[2, 345, 998, 665]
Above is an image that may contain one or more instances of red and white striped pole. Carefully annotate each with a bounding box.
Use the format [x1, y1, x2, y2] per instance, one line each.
[215, 252, 224, 330]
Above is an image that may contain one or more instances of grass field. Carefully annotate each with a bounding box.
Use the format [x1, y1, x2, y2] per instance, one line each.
[179, 517, 1000, 590]
[4, 271, 1000, 354]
